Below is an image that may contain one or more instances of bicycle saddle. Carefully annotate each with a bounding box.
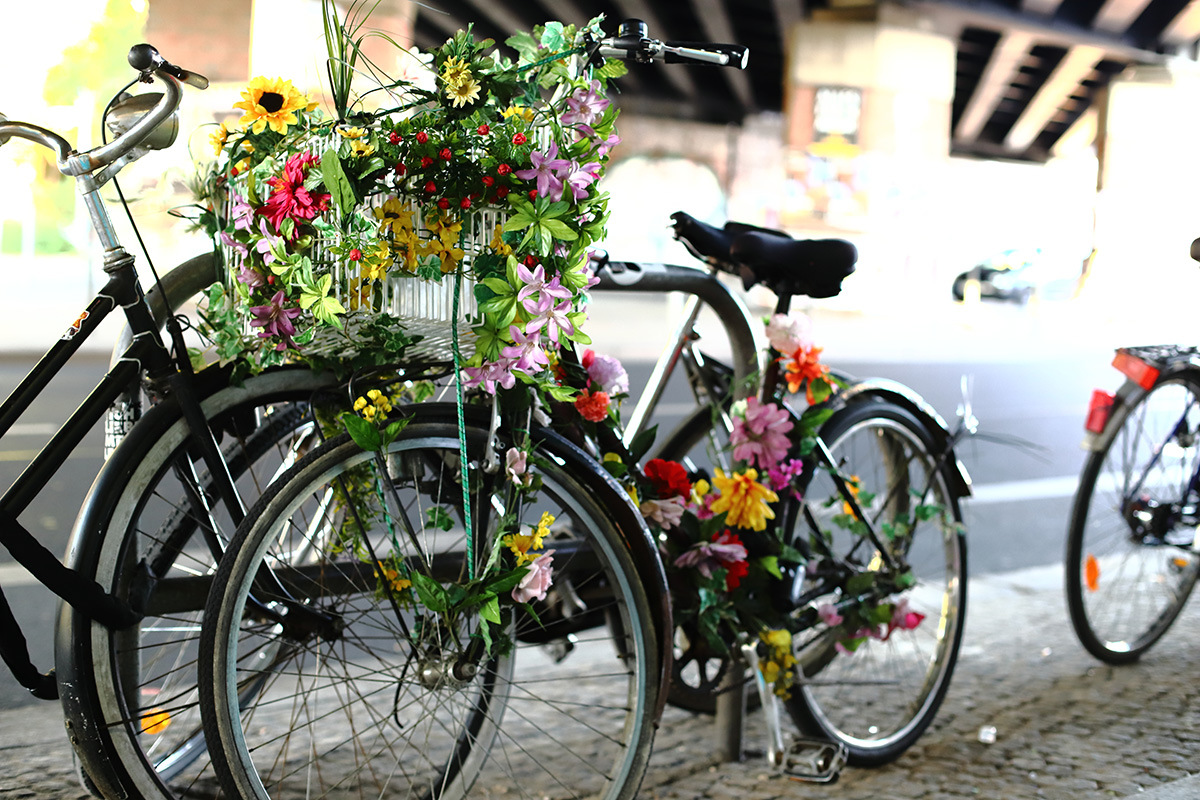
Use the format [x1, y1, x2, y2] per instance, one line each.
[670, 210, 787, 266]
[731, 231, 856, 299]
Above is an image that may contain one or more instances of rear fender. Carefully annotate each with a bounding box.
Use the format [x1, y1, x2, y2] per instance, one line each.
[834, 378, 973, 499]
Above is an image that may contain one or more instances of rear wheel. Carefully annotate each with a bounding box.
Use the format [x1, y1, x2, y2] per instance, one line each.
[200, 411, 659, 800]
[56, 367, 337, 800]
[1066, 375, 1200, 664]
[787, 399, 966, 766]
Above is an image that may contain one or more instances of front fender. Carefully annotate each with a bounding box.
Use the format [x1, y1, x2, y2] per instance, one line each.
[834, 378, 973, 499]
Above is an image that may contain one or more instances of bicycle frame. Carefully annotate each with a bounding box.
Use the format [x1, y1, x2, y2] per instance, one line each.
[0, 69, 244, 699]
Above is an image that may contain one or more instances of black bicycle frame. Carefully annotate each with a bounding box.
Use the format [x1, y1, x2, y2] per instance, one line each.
[0, 247, 184, 698]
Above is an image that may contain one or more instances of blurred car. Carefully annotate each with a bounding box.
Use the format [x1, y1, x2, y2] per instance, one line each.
[952, 248, 1083, 304]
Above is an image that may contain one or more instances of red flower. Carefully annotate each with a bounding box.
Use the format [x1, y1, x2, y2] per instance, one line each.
[460, 197, 472, 209]
[497, 163, 512, 176]
[395, 163, 407, 176]
[439, 147, 452, 161]
[481, 176, 495, 187]
[477, 124, 490, 135]
[528, 189, 538, 200]
[575, 389, 610, 423]
[420, 156, 434, 169]
[258, 152, 330, 236]
[348, 248, 363, 261]
[524, 255, 539, 267]
[437, 198, 450, 210]
[416, 131, 429, 144]
[388, 131, 401, 144]
[512, 132, 527, 145]
[713, 530, 749, 590]
[724, 558, 749, 590]
[644, 459, 691, 499]
[496, 185, 510, 199]
[424, 181, 437, 193]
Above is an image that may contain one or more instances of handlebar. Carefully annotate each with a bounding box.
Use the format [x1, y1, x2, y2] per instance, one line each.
[591, 19, 749, 69]
[0, 43, 206, 178]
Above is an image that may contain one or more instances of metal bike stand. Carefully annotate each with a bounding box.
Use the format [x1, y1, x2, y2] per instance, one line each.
[714, 653, 748, 762]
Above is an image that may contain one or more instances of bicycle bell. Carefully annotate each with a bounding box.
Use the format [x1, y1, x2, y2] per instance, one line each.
[106, 92, 179, 151]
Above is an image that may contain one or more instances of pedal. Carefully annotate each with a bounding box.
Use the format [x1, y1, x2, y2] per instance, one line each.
[778, 736, 847, 783]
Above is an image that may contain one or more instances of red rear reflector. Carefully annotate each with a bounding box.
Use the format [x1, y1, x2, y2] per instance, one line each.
[1113, 351, 1159, 390]
[1085, 389, 1115, 434]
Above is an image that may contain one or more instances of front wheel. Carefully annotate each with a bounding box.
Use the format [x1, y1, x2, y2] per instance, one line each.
[786, 398, 967, 766]
[1066, 375, 1200, 664]
[199, 412, 660, 800]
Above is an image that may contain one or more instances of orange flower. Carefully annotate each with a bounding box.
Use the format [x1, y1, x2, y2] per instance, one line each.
[783, 346, 830, 403]
[575, 388, 610, 422]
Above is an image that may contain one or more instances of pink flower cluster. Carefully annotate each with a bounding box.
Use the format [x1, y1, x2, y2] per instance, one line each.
[730, 397, 794, 470]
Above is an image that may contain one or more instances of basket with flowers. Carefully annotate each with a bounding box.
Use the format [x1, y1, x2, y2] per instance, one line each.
[198, 13, 624, 381]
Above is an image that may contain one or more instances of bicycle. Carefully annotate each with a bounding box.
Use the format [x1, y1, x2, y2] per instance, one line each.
[590, 211, 971, 768]
[193, 17, 970, 797]
[1066, 309, 1200, 662]
[0, 43, 363, 800]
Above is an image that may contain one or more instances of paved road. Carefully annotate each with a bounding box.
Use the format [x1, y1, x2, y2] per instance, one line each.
[0, 565, 1196, 799]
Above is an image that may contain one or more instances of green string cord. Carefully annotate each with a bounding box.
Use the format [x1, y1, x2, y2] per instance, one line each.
[451, 272, 475, 580]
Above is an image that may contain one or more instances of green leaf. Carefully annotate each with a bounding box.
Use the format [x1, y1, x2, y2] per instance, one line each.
[540, 21, 567, 50]
[321, 147, 358, 217]
[541, 219, 578, 240]
[340, 412, 382, 452]
[628, 425, 658, 463]
[480, 595, 501, 625]
[409, 571, 449, 613]
[426, 505, 455, 531]
[481, 277, 514, 296]
[758, 555, 781, 579]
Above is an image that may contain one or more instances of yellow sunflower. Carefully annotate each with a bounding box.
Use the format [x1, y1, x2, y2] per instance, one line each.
[209, 121, 232, 157]
[502, 105, 536, 123]
[232, 76, 315, 135]
[709, 468, 778, 531]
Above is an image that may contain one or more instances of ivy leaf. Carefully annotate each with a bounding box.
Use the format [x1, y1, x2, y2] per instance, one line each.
[596, 59, 628, 80]
[540, 21, 567, 51]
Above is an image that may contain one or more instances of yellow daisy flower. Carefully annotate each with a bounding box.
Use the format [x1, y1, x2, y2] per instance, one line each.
[232, 76, 314, 135]
[447, 76, 482, 108]
[502, 105, 535, 123]
[709, 468, 778, 531]
[440, 56, 471, 88]
[375, 562, 412, 594]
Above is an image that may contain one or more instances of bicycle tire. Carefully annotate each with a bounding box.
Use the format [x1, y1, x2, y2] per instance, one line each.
[56, 366, 340, 800]
[199, 407, 659, 800]
[786, 397, 966, 766]
[1065, 374, 1200, 664]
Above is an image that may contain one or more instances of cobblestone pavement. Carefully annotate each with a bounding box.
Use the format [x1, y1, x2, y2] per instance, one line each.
[1, 564, 1198, 799]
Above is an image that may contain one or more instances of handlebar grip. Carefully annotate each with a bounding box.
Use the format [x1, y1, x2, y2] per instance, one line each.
[662, 42, 749, 69]
[128, 43, 209, 89]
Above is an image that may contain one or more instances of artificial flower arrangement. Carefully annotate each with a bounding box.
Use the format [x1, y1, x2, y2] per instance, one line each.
[187, 6, 633, 655]
[196, 8, 624, 383]
[588, 309, 940, 700]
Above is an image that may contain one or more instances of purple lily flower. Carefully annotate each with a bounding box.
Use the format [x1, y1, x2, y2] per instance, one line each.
[235, 262, 266, 290]
[229, 191, 255, 231]
[461, 357, 519, 394]
[248, 290, 302, 350]
[219, 230, 249, 258]
[561, 161, 601, 202]
[254, 218, 282, 266]
[515, 142, 569, 199]
[500, 325, 550, 374]
[524, 296, 576, 345]
[561, 80, 610, 128]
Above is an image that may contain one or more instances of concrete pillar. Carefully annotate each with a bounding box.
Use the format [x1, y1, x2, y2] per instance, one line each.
[781, 5, 954, 232]
[1088, 64, 1200, 334]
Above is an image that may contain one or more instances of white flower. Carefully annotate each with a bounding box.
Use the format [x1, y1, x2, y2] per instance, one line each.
[640, 496, 686, 529]
[765, 312, 814, 356]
